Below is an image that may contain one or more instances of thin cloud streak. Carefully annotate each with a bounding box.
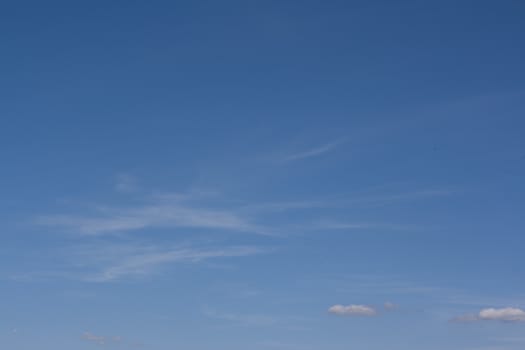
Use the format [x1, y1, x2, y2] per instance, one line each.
[30, 186, 455, 284]
[37, 186, 451, 237]
[281, 140, 345, 162]
[75, 243, 267, 282]
[309, 221, 417, 231]
[7, 243, 268, 283]
[342, 189, 454, 207]
[37, 199, 271, 236]
[242, 189, 453, 213]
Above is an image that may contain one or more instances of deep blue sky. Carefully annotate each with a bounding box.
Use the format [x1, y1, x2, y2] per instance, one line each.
[1, 1, 525, 349]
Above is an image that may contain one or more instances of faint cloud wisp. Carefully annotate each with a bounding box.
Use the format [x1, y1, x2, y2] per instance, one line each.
[74, 242, 267, 282]
[280, 140, 345, 162]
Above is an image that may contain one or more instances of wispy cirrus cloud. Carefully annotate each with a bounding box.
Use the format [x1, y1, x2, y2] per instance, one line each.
[280, 140, 345, 162]
[32, 183, 454, 284]
[36, 190, 451, 236]
[308, 220, 417, 232]
[340, 189, 454, 207]
[73, 242, 267, 282]
[242, 189, 453, 214]
[9, 242, 268, 283]
[37, 194, 269, 236]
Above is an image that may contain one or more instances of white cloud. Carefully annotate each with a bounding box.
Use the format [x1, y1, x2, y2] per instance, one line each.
[479, 308, 525, 322]
[328, 304, 377, 316]
[452, 307, 525, 323]
[281, 140, 344, 162]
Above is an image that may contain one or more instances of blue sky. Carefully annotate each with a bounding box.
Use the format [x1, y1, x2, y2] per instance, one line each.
[1, 1, 525, 349]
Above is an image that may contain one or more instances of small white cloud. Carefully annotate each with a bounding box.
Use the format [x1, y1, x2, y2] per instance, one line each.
[479, 308, 525, 322]
[328, 304, 377, 316]
[452, 307, 525, 323]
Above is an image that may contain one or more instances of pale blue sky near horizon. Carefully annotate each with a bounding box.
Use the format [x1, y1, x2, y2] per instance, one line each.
[1, 1, 525, 349]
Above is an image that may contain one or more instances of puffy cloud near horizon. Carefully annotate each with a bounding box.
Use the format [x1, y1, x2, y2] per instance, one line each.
[452, 307, 525, 323]
[328, 304, 377, 316]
